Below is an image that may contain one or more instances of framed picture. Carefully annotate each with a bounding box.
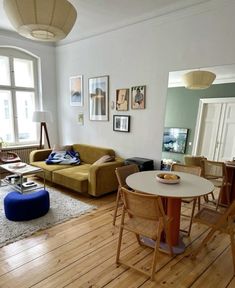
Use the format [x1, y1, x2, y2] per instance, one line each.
[116, 88, 129, 111]
[70, 75, 83, 106]
[131, 85, 146, 109]
[113, 115, 130, 132]
[88, 76, 109, 121]
[162, 127, 189, 154]
[78, 112, 84, 125]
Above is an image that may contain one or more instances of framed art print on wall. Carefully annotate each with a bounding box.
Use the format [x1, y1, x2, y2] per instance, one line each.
[131, 85, 146, 109]
[78, 112, 84, 125]
[116, 88, 129, 111]
[113, 115, 130, 132]
[70, 75, 83, 106]
[89, 75, 109, 121]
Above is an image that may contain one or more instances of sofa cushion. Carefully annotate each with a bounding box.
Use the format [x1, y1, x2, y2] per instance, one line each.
[72, 144, 115, 164]
[31, 161, 72, 182]
[52, 164, 91, 193]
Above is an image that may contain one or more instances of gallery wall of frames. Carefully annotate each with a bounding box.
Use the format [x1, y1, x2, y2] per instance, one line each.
[69, 74, 147, 133]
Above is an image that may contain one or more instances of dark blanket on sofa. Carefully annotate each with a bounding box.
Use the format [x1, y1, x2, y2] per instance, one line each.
[45, 150, 80, 165]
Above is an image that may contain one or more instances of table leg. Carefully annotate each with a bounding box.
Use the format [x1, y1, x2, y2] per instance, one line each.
[166, 198, 185, 254]
[167, 198, 181, 245]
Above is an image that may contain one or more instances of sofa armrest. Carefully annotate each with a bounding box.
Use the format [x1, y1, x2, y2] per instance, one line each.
[88, 157, 124, 197]
[29, 149, 52, 163]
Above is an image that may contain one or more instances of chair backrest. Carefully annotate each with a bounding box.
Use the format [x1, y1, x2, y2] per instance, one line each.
[121, 187, 166, 221]
[184, 155, 207, 167]
[171, 163, 201, 176]
[115, 164, 139, 187]
[222, 200, 235, 223]
[207, 200, 235, 232]
[201, 160, 227, 180]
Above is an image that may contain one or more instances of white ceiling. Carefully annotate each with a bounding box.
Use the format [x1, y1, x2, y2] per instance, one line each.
[0, 0, 235, 84]
[0, 0, 209, 43]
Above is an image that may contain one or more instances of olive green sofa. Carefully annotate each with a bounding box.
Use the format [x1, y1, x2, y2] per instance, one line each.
[29, 144, 124, 197]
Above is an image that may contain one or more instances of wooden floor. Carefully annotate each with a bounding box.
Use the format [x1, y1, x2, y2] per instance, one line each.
[0, 185, 234, 288]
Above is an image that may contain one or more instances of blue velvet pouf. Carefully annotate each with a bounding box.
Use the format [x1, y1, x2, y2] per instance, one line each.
[4, 190, 50, 221]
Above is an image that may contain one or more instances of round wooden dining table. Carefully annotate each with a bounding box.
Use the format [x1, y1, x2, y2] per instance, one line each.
[126, 170, 214, 253]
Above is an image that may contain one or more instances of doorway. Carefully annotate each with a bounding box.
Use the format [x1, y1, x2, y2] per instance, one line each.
[193, 97, 235, 161]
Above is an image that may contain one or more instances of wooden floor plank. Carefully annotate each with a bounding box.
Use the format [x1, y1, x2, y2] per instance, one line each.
[191, 246, 233, 288]
[140, 233, 230, 287]
[0, 187, 234, 288]
[227, 277, 235, 288]
[0, 206, 115, 275]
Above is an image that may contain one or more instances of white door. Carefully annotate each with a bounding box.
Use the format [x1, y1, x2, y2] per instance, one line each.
[217, 102, 235, 161]
[193, 98, 235, 161]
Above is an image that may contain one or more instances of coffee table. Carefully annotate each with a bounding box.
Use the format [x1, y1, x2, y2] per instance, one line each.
[0, 162, 45, 193]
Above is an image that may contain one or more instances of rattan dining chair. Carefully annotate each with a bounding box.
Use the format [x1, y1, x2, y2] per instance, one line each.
[201, 160, 231, 210]
[184, 155, 215, 202]
[190, 200, 235, 275]
[171, 163, 202, 236]
[113, 164, 139, 225]
[116, 187, 173, 281]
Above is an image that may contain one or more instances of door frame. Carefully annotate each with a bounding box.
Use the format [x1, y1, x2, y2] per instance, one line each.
[192, 97, 235, 155]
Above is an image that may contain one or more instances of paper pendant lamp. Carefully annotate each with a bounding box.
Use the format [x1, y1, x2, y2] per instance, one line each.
[182, 70, 216, 90]
[3, 0, 77, 42]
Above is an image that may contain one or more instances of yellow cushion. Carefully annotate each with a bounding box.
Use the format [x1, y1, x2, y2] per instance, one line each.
[52, 164, 91, 193]
[31, 161, 73, 182]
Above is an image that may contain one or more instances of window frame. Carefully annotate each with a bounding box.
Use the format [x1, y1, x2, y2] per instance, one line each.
[0, 47, 40, 146]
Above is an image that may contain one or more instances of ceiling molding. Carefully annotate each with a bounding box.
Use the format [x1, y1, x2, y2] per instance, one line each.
[56, 0, 212, 46]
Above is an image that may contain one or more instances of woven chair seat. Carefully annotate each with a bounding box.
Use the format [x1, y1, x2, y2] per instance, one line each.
[125, 217, 161, 240]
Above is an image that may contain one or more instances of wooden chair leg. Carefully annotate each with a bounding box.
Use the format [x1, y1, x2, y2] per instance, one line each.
[150, 228, 162, 281]
[116, 209, 125, 264]
[187, 198, 197, 237]
[191, 227, 217, 259]
[113, 187, 121, 226]
[210, 192, 215, 200]
[216, 187, 223, 211]
[197, 197, 201, 211]
[229, 232, 235, 276]
[204, 195, 209, 203]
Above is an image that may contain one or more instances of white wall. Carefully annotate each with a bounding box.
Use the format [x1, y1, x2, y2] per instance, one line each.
[56, 0, 235, 167]
[0, 32, 58, 146]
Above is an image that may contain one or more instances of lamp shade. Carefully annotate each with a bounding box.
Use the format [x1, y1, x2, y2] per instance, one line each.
[3, 0, 77, 42]
[182, 70, 216, 90]
[32, 111, 52, 123]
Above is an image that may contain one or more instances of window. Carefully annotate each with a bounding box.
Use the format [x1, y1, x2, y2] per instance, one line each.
[0, 48, 39, 145]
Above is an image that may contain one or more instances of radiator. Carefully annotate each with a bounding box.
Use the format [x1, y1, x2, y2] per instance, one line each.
[3, 145, 40, 164]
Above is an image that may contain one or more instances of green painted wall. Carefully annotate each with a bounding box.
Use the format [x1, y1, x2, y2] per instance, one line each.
[162, 83, 235, 163]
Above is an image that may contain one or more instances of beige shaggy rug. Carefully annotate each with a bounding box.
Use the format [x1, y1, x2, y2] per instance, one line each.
[0, 185, 97, 247]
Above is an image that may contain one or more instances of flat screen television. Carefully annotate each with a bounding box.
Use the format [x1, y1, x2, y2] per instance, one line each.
[162, 127, 189, 154]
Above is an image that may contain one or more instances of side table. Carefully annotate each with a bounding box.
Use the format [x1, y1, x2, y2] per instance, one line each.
[0, 163, 45, 193]
[125, 157, 154, 171]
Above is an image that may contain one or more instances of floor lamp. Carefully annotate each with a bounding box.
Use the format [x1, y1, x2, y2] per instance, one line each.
[32, 111, 52, 149]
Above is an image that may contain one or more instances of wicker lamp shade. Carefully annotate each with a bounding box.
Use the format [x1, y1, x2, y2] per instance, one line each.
[3, 0, 77, 42]
[182, 70, 216, 90]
